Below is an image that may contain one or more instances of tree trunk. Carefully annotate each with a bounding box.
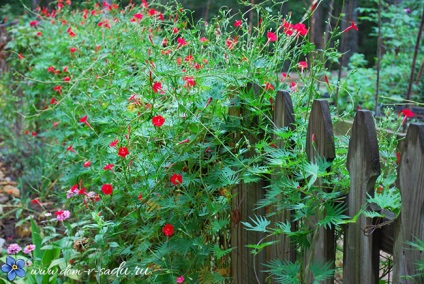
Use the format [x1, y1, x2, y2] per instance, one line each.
[310, 0, 324, 50]
[341, 0, 358, 66]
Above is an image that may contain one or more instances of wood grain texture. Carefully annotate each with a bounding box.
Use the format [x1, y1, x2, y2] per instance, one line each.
[393, 123, 424, 283]
[231, 83, 266, 284]
[266, 90, 297, 278]
[344, 110, 381, 284]
[305, 100, 336, 284]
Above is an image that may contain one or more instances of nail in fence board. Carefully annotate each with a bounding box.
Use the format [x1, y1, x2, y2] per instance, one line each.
[393, 123, 424, 283]
[344, 110, 381, 283]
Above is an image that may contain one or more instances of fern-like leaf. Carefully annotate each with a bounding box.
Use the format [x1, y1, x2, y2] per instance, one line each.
[242, 215, 270, 232]
[263, 259, 300, 284]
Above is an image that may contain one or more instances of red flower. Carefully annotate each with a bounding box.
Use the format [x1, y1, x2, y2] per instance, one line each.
[66, 145, 76, 153]
[138, 193, 143, 200]
[63, 76, 71, 82]
[199, 37, 209, 43]
[178, 138, 190, 144]
[70, 47, 77, 53]
[47, 66, 56, 73]
[103, 164, 114, 171]
[53, 85, 62, 93]
[152, 82, 165, 94]
[29, 21, 38, 27]
[31, 198, 41, 206]
[101, 184, 113, 195]
[83, 161, 91, 167]
[18, 53, 24, 60]
[170, 173, 182, 185]
[177, 37, 187, 48]
[183, 76, 196, 88]
[134, 13, 143, 20]
[267, 31, 277, 42]
[234, 20, 242, 27]
[110, 139, 119, 147]
[79, 115, 93, 129]
[293, 23, 308, 36]
[162, 224, 174, 236]
[173, 27, 179, 34]
[264, 83, 274, 91]
[118, 147, 129, 158]
[342, 21, 358, 33]
[298, 61, 307, 70]
[50, 97, 57, 104]
[401, 109, 415, 124]
[152, 115, 165, 127]
[401, 109, 415, 118]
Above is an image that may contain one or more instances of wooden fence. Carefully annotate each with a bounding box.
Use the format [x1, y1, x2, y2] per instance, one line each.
[230, 85, 424, 283]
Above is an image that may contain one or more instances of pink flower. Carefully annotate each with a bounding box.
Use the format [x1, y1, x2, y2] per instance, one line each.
[24, 244, 36, 254]
[199, 37, 209, 43]
[7, 244, 22, 254]
[66, 184, 79, 198]
[152, 115, 165, 127]
[267, 31, 277, 42]
[55, 210, 70, 221]
[176, 275, 184, 283]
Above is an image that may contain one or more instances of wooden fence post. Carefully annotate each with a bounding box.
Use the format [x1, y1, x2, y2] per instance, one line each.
[304, 99, 336, 283]
[266, 90, 297, 273]
[393, 123, 424, 283]
[231, 84, 266, 284]
[344, 110, 381, 283]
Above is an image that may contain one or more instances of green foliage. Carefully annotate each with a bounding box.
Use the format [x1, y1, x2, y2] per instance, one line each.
[337, 0, 423, 111]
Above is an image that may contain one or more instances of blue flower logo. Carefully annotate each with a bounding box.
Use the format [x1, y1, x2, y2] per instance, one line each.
[1, 256, 26, 281]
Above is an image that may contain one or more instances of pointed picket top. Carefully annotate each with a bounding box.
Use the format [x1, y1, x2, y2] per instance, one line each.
[304, 99, 335, 284]
[393, 123, 424, 283]
[274, 90, 295, 132]
[306, 99, 335, 163]
[344, 110, 381, 284]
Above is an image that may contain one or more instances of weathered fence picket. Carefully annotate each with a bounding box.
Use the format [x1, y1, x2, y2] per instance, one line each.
[231, 84, 266, 283]
[344, 110, 381, 283]
[393, 123, 424, 283]
[266, 90, 297, 273]
[304, 99, 336, 284]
